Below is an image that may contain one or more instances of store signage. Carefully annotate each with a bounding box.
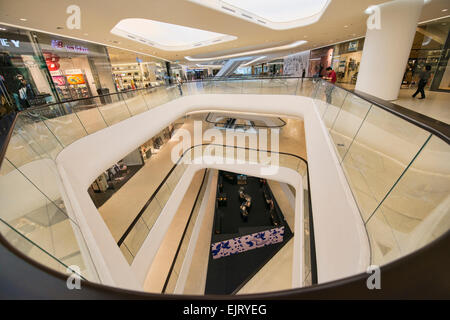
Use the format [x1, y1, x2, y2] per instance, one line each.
[0, 38, 20, 48]
[51, 39, 88, 53]
[65, 69, 83, 75]
[52, 75, 67, 86]
[66, 74, 86, 85]
[348, 41, 358, 52]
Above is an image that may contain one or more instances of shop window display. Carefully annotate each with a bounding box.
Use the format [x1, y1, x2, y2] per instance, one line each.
[331, 38, 365, 85]
[309, 46, 334, 78]
[0, 26, 56, 114]
[107, 47, 167, 91]
[404, 17, 450, 92]
[33, 32, 116, 102]
[88, 150, 144, 208]
[139, 123, 175, 161]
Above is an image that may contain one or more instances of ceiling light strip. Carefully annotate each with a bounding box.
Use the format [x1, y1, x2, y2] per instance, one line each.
[241, 56, 266, 66]
[185, 40, 307, 62]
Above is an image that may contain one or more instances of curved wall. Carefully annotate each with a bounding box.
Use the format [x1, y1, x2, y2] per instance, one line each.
[55, 94, 370, 290]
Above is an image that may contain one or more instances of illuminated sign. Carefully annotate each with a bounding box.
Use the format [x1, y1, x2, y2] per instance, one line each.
[0, 38, 20, 48]
[51, 40, 88, 53]
[348, 41, 358, 52]
[66, 74, 86, 85]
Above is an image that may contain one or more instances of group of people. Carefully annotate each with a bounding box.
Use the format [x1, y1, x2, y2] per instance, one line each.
[320, 63, 432, 104]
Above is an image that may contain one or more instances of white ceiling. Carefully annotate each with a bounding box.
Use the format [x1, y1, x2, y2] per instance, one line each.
[0, 0, 448, 65]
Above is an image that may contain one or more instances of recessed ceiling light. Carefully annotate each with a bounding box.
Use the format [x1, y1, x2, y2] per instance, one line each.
[19, 18, 27, 21]
[344, 25, 348, 28]
[111, 18, 237, 51]
[0, 27, 6, 31]
[442, 9, 448, 12]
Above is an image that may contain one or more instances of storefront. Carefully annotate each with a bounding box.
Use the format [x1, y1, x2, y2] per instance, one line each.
[107, 47, 167, 91]
[331, 38, 365, 84]
[186, 68, 209, 80]
[33, 32, 116, 101]
[309, 46, 334, 78]
[139, 123, 175, 162]
[404, 17, 450, 92]
[0, 25, 57, 114]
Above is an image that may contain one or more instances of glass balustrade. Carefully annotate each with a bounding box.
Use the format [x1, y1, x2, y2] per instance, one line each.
[0, 77, 448, 290]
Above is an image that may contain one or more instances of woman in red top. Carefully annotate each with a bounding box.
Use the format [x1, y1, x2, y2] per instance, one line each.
[323, 67, 337, 104]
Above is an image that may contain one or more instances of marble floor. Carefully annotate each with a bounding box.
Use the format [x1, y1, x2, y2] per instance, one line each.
[394, 88, 450, 125]
[338, 83, 450, 124]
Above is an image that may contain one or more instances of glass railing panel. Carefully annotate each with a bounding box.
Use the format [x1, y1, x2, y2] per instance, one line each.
[328, 94, 372, 162]
[122, 218, 150, 258]
[0, 161, 99, 280]
[97, 94, 132, 126]
[366, 135, 450, 265]
[142, 87, 169, 109]
[169, 163, 185, 182]
[296, 78, 316, 97]
[140, 199, 163, 235]
[202, 81, 215, 94]
[3, 125, 42, 170]
[43, 112, 87, 147]
[164, 169, 209, 293]
[155, 182, 172, 208]
[123, 93, 149, 116]
[311, 80, 330, 117]
[0, 218, 86, 279]
[261, 78, 298, 95]
[216, 79, 242, 94]
[73, 106, 108, 134]
[302, 174, 312, 287]
[278, 153, 301, 171]
[296, 159, 308, 176]
[119, 244, 134, 264]
[182, 82, 206, 96]
[13, 114, 63, 160]
[340, 106, 431, 222]
[242, 79, 263, 94]
[165, 167, 180, 191]
[322, 87, 348, 130]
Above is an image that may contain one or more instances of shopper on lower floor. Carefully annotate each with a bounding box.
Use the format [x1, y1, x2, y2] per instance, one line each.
[412, 65, 432, 100]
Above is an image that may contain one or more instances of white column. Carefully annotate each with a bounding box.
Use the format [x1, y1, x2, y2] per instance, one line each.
[355, 0, 424, 100]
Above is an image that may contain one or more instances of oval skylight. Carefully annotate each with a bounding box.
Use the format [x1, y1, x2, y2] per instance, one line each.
[189, 0, 331, 30]
[110, 18, 237, 51]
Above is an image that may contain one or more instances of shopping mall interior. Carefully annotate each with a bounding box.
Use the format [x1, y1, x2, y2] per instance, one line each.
[0, 0, 449, 300]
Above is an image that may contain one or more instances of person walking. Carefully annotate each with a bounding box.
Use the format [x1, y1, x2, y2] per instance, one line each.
[412, 65, 432, 99]
[176, 74, 183, 95]
[323, 66, 337, 104]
